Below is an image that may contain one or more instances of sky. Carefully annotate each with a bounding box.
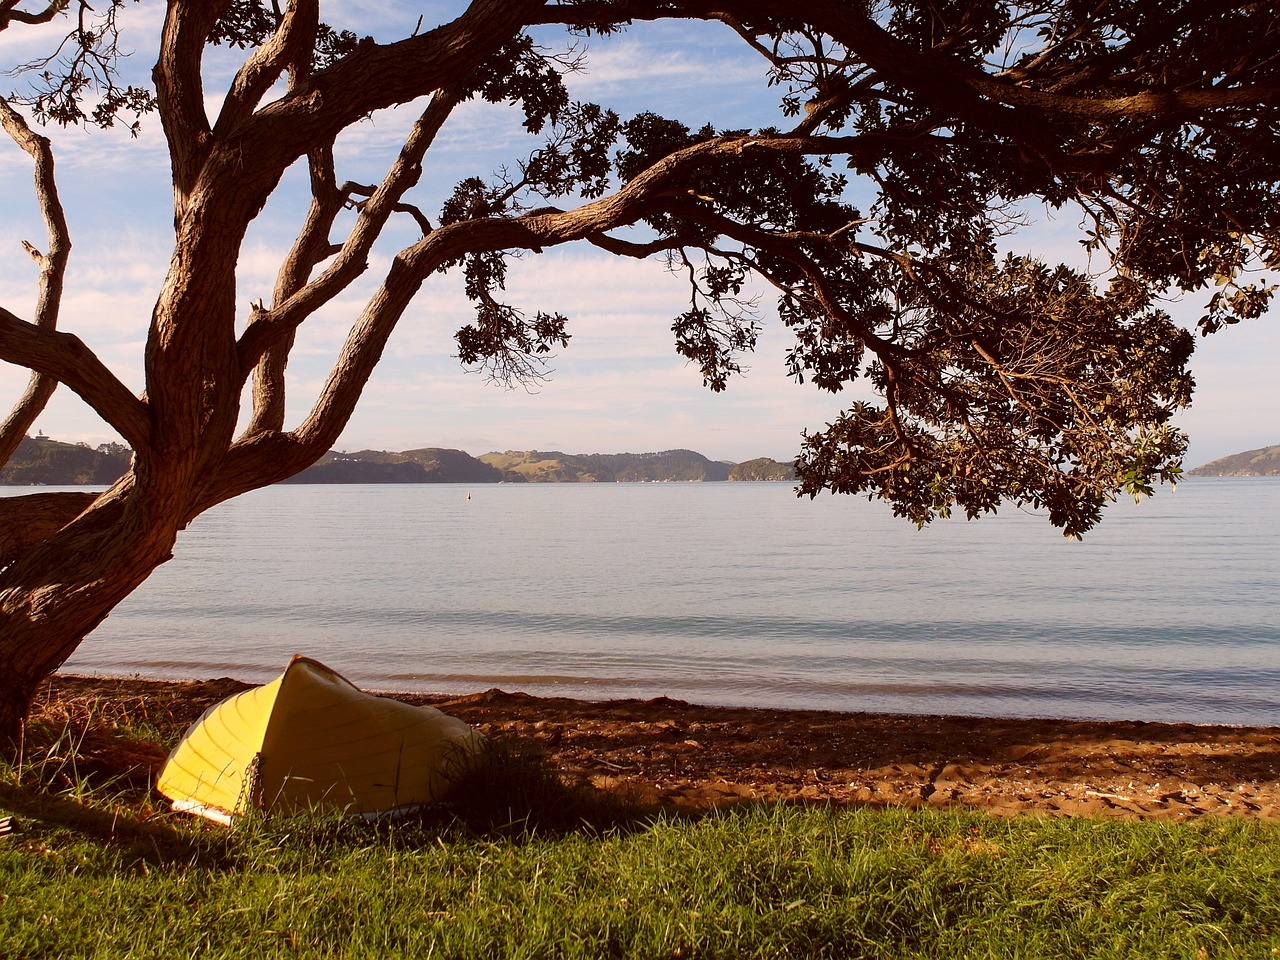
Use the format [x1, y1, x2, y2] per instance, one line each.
[1, 2, 1276, 468]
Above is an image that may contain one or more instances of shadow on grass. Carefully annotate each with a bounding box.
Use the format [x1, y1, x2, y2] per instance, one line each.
[0, 778, 238, 867]
[3, 719, 671, 870]
[0, 718, 239, 868]
[388, 734, 674, 842]
[432, 728, 928, 830]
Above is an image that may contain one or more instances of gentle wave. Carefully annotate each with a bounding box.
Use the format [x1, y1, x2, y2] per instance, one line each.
[89, 600, 1280, 649]
[52, 478, 1280, 725]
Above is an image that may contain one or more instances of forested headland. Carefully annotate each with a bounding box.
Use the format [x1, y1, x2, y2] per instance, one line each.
[0, 436, 131, 485]
[1187, 445, 1280, 477]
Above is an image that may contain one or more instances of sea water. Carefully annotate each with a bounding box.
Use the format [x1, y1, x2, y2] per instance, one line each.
[19, 477, 1279, 724]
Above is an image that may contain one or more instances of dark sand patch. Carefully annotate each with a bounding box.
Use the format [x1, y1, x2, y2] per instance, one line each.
[36, 674, 1280, 821]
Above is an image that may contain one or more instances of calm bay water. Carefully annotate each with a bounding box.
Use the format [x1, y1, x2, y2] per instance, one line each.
[33, 478, 1280, 725]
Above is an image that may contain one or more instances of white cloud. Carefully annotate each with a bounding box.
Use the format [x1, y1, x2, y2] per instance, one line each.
[567, 35, 761, 97]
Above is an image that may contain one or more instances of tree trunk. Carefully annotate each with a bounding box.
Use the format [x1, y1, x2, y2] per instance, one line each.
[0, 479, 180, 755]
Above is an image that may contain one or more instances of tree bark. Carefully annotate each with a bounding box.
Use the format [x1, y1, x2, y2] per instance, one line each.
[0, 491, 100, 569]
[0, 93, 71, 465]
[0, 480, 177, 749]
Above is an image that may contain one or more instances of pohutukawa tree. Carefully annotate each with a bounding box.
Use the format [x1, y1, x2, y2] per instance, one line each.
[0, 0, 1276, 744]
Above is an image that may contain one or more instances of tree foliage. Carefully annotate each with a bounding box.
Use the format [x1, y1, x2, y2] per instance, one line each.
[0, 0, 1276, 737]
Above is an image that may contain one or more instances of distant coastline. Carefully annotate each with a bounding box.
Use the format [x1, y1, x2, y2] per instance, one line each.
[0, 434, 131, 486]
[288, 448, 798, 484]
[9, 433, 1279, 485]
[1, 435, 795, 485]
[1186, 444, 1280, 477]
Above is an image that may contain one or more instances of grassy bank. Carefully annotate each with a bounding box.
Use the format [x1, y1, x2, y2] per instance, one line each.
[3, 802, 1279, 958]
[3, 734, 1279, 959]
[5, 689, 1280, 959]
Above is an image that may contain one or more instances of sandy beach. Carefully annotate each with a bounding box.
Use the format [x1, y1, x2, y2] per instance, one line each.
[37, 673, 1280, 821]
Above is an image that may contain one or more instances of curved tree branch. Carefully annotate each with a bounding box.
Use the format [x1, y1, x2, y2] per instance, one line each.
[243, 143, 340, 436]
[215, 0, 318, 133]
[228, 128, 931, 489]
[0, 307, 150, 452]
[154, 0, 226, 216]
[0, 0, 65, 30]
[0, 491, 100, 570]
[224, 136, 812, 486]
[586, 232, 685, 259]
[235, 85, 465, 382]
[242, 4, 333, 439]
[0, 94, 71, 466]
[546, 0, 1277, 135]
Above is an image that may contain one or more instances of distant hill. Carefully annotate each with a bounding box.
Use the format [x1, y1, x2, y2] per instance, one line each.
[293, 448, 795, 483]
[481, 448, 736, 482]
[282, 448, 505, 484]
[1188, 445, 1280, 477]
[0, 436, 130, 485]
[728, 457, 795, 481]
[3, 439, 794, 485]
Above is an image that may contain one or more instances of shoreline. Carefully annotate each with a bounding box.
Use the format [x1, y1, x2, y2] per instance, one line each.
[53, 664, 1278, 729]
[38, 672, 1280, 822]
[50, 668, 1278, 729]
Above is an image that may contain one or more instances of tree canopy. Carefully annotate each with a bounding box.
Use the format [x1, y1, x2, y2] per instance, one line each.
[0, 0, 1276, 739]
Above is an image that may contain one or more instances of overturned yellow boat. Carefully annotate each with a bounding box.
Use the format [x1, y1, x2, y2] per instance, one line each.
[157, 655, 484, 823]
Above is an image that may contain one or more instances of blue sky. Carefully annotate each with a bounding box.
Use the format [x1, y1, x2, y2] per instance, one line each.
[1, 2, 1275, 467]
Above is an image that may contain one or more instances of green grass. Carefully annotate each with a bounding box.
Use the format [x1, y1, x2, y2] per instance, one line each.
[3, 718, 1279, 958]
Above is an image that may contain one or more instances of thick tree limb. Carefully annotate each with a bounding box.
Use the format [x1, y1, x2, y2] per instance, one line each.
[0, 0, 65, 30]
[211, 0, 543, 204]
[154, 0, 226, 215]
[244, 145, 340, 436]
[545, 0, 1276, 133]
[215, 0, 318, 133]
[811, 2, 1278, 116]
[0, 307, 151, 452]
[0, 491, 100, 570]
[236, 86, 463, 381]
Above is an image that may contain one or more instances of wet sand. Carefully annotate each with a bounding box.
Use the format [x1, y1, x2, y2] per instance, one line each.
[38, 674, 1280, 821]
